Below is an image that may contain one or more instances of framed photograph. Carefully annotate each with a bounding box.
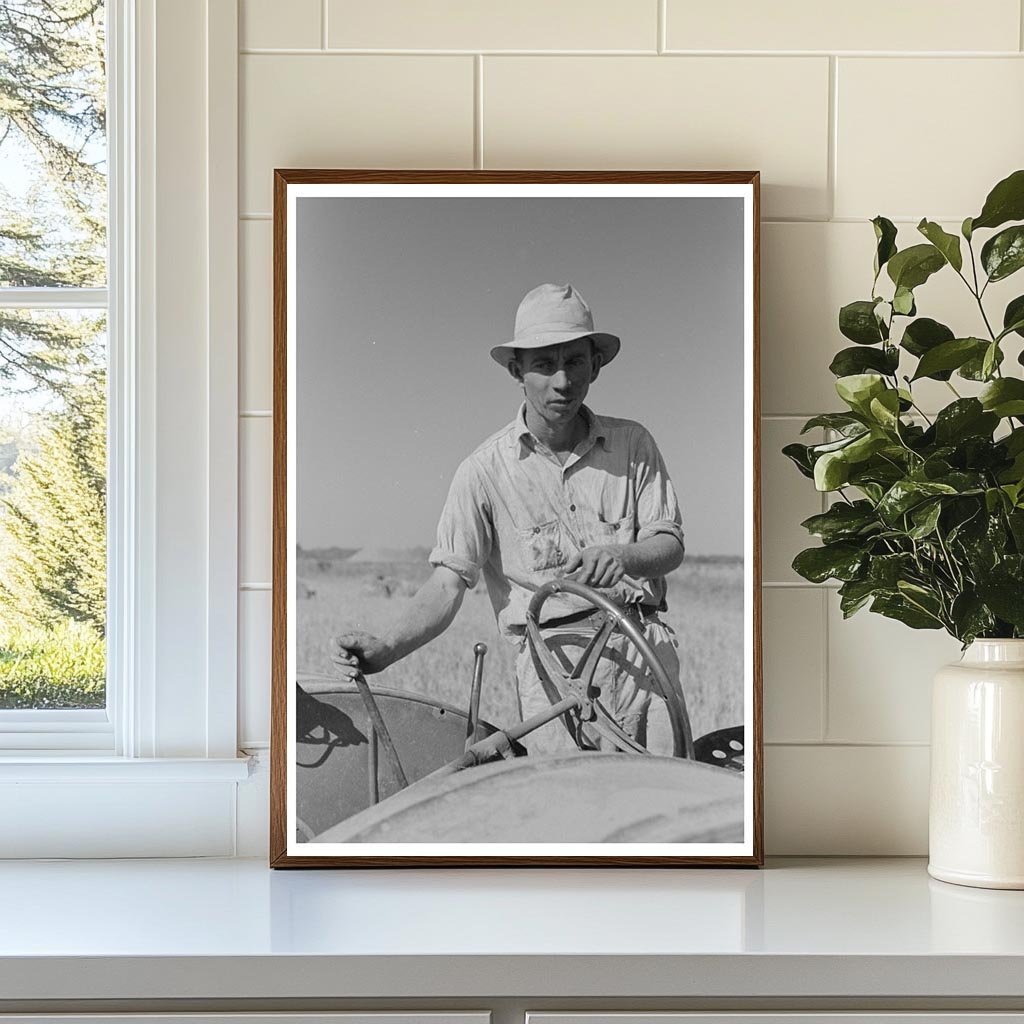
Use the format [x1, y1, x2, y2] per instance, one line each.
[270, 170, 762, 867]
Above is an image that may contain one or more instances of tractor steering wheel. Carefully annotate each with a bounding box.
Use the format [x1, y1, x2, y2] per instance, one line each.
[525, 579, 695, 759]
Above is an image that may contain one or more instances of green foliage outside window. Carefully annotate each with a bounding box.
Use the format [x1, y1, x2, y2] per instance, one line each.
[785, 170, 1024, 645]
[0, 1, 107, 708]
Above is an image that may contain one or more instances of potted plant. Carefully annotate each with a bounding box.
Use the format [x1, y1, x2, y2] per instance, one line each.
[785, 169, 1024, 889]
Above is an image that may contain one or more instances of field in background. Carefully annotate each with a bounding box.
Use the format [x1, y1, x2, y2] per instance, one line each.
[296, 553, 744, 741]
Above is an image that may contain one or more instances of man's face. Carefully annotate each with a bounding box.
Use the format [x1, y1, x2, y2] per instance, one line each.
[511, 336, 600, 427]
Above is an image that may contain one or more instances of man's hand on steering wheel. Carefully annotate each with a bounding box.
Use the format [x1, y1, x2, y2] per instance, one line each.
[563, 545, 626, 588]
[329, 631, 392, 678]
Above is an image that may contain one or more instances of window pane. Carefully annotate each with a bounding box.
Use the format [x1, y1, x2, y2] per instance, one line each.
[0, 309, 106, 709]
[0, 1, 107, 289]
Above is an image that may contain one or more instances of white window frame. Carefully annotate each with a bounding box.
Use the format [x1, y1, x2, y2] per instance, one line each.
[0, 0, 249, 857]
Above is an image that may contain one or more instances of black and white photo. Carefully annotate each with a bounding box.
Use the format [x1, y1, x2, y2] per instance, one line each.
[271, 171, 762, 866]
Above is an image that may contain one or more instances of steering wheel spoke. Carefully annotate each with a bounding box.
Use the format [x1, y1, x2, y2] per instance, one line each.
[526, 579, 696, 759]
[569, 612, 616, 692]
[585, 701, 650, 755]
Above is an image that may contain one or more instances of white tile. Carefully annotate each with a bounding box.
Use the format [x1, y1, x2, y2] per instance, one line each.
[240, 55, 474, 213]
[762, 588, 824, 743]
[241, 0, 321, 50]
[827, 595, 961, 743]
[761, 418, 824, 584]
[240, 220, 272, 411]
[240, 417, 273, 585]
[328, 0, 656, 51]
[762, 221, 1021, 416]
[765, 744, 929, 854]
[666, 0, 1020, 52]
[836, 59, 1024, 221]
[483, 56, 830, 219]
[239, 589, 272, 746]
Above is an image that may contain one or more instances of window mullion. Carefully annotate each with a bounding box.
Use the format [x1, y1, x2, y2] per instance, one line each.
[0, 287, 108, 310]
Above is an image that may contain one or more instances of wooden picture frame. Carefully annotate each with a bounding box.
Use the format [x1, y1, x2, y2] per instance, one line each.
[270, 170, 762, 867]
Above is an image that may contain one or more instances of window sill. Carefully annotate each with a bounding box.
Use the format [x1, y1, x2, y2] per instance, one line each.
[0, 754, 252, 782]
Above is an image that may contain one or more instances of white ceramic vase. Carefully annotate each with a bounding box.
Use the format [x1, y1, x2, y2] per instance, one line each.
[929, 639, 1024, 889]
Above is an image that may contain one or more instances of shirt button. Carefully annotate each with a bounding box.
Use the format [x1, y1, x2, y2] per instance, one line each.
[569, 504, 576, 512]
[533, 527, 540, 534]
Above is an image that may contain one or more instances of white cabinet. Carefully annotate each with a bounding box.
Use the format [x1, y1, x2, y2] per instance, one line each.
[528, 1018, 1024, 1024]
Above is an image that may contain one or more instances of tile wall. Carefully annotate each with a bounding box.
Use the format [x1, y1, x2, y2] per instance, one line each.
[236, 0, 1024, 853]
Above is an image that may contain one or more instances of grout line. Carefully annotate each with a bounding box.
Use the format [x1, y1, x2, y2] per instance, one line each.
[238, 47, 1024, 57]
[820, 587, 830, 742]
[240, 410, 272, 418]
[766, 740, 931, 748]
[240, 47, 660, 56]
[474, 55, 483, 169]
[240, 213, 271, 221]
[827, 56, 838, 220]
[321, 0, 328, 50]
[657, 0, 666, 54]
[761, 585, 839, 593]
[240, 583, 271, 591]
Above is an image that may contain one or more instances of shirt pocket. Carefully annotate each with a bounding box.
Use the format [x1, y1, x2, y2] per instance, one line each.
[517, 519, 566, 572]
[579, 512, 634, 548]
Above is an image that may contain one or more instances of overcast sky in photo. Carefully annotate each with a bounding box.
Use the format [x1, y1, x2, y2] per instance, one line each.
[295, 195, 746, 557]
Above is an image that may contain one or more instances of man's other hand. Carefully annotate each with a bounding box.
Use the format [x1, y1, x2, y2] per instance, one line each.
[563, 545, 626, 588]
[330, 631, 391, 677]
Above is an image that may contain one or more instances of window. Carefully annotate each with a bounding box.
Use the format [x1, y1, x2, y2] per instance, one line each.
[0, 0, 245, 856]
[0, 0, 110, 745]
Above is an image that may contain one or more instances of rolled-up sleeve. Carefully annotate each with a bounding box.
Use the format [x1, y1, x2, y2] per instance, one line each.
[429, 458, 493, 589]
[633, 428, 685, 549]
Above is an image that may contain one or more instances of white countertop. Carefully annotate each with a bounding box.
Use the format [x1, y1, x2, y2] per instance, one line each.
[1, 857, 1023, 1002]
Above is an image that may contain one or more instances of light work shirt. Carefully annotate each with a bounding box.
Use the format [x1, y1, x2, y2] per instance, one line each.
[429, 404, 685, 640]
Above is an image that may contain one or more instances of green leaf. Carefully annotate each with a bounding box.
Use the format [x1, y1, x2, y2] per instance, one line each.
[976, 577, 1024, 629]
[782, 442, 815, 479]
[962, 216, 974, 241]
[911, 338, 988, 381]
[1003, 295, 1024, 339]
[872, 216, 898, 277]
[981, 225, 1024, 282]
[917, 219, 963, 272]
[887, 244, 946, 291]
[800, 413, 866, 435]
[839, 300, 887, 345]
[908, 500, 943, 539]
[792, 543, 866, 584]
[871, 594, 943, 630]
[959, 344, 1004, 381]
[868, 389, 902, 431]
[980, 378, 1024, 418]
[838, 579, 880, 617]
[982, 341, 1000, 381]
[950, 593, 995, 644]
[971, 169, 1024, 232]
[814, 451, 851, 491]
[934, 399, 999, 445]
[892, 286, 916, 316]
[900, 317, 955, 359]
[829, 345, 899, 378]
[836, 373, 887, 414]
[868, 552, 915, 587]
[800, 501, 879, 543]
[877, 479, 958, 524]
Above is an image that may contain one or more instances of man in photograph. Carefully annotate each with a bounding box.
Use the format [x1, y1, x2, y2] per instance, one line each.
[330, 282, 687, 756]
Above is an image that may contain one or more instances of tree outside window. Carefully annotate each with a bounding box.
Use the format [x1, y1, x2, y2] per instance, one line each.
[0, 0, 107, 709]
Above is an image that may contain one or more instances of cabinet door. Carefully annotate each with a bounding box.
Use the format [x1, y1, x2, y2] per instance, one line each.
[528, 1016, 1024, 1024]
[0, 1015, 490, 1024]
